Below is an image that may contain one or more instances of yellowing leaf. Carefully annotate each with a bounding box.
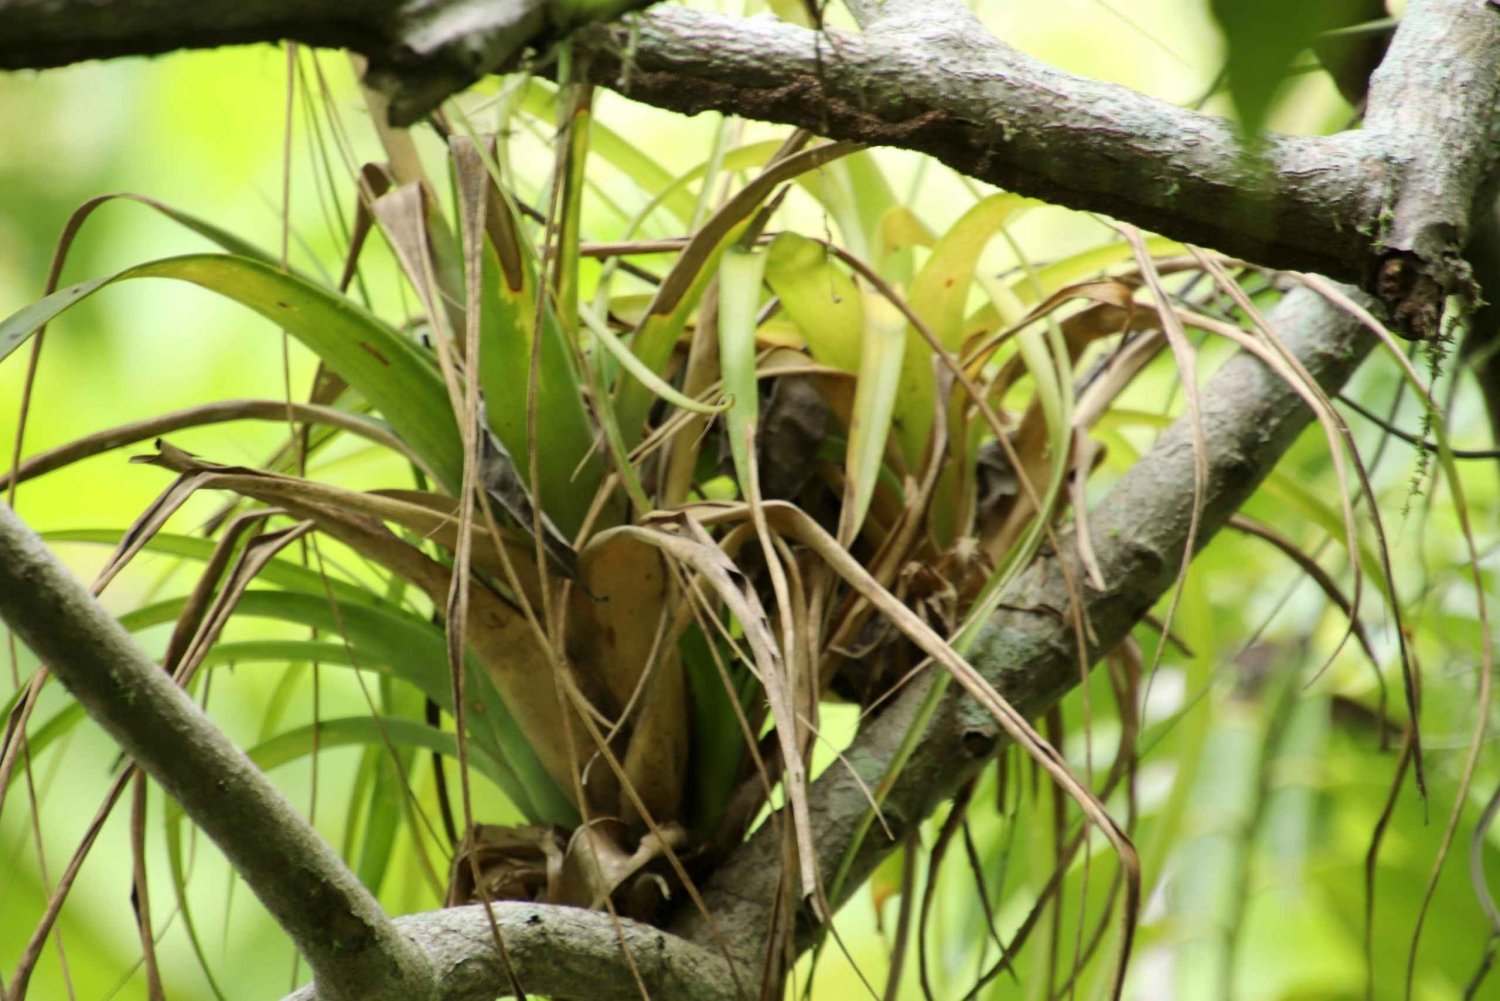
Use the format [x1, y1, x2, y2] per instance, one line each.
[764, 232, 864, 375]
[909, 193, 1035, 351]
[840, 295, 906, 546]
[894, 192, 1035, 465]
[718, 244, 771, 489]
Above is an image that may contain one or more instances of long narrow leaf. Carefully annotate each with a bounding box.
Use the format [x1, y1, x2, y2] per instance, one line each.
[717, 245, 770, 488]
[0, 254, 463, 491]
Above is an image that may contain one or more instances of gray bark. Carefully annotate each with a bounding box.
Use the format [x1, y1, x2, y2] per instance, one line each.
[285, 904, 740, 1001]
[569, 7, 1379, 281]
[0, 1, 1495, 319]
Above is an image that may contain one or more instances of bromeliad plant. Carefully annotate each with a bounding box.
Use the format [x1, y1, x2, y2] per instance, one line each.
[0, 68, 1450, 998]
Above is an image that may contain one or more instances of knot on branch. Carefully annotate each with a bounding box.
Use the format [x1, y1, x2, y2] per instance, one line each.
[1375, 251, 1470, 342]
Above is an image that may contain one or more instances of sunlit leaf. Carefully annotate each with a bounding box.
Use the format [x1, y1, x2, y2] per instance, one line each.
[0, 254, 463, 491]
[840, 295, 906, 546]
[764, 232, 864, 375]
[718, 243, 771, 487]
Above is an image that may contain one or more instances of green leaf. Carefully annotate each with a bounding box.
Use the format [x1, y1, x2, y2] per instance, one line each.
[520, 80, 692, 225]
[116, 589, 576, 825]
[614, 142, 861, 442]
[18, 702, 88, 764]
[717, 244, 771, 489]
[1209, 0, 1363, 138]
[1016, 235, 1183, 305]
[70, 192, 282, 267]
[0, 254, 463, 492]
[788, 151, 897, 264]
[680, 624, 751, 836]
[830, 151, 899, 264]
[1257, 469, 1389, 602]
[358, 676, 430, 895]
[896, 192, 1034, 465]
[627, 140, 787, 238]
[353, 746, 408, 895]
[245, 717, 509, 792]
[840, 295, 906, 545]
[579, 306, 730, 416]
[909, 193, 1034, 352]
[764, 232, 864, 374]
[471, 182, 605, 535]
[163, 812, 228, 1000]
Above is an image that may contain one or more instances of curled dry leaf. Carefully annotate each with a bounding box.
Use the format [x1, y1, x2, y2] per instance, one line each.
[446, 782, 689, 926]
[446, 824, 565, 907]
[553, 820, 688, 919]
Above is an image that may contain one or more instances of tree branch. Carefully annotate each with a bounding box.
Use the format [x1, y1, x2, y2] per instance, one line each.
[0, 502, 434, 1001]
[2, 0, 1497, 994]
[1362, 0, 1500, 334]
[2, 1, 1497, 307]
[0, 0, 659, 124]
[284, 904, 738, 1001]
[564, 8, 1374, 281]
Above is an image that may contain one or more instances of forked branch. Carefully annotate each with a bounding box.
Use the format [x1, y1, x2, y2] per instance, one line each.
[0, 0, 1496, 318]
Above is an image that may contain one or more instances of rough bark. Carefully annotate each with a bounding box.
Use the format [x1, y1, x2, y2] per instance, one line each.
[285, 904, 739, 1001]
[568, 7, 1377, 282]
[0, 0, 658, 124]
[1361, 0, 1500, 334]
[0, 0, 1496, 314]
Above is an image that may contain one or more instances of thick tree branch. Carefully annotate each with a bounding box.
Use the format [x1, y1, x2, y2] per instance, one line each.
[565, 8, 1373, 281]
[1361, 0, 1500, 335]
[3, 1, 1498, 310]
[0, 502, 434, 1001]
[0, 0, 658, 124]
[570, 0, 1499, 323]
[285, 903, 738, 1001]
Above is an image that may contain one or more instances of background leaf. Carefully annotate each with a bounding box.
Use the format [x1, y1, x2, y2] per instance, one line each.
[1208, 0, 1364, 137]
